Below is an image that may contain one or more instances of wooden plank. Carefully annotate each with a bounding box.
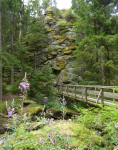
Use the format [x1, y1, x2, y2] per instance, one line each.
[104, 92, 118, 99]
[81, 88, 86, 101]
[101, 88, 104, 107]
[72, 87, 75, 96]
[57, 84, 118, 89]
[96, 89, 102, 104]
[64, 86, 67, 93]
[67, 87, 118, 99]
[58, 84, 118, 106]
[59, 91, 118, 108]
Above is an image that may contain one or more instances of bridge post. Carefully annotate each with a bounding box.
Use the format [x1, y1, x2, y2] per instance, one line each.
[101, 88, 104, 107]
[95, 87, 96, 98]
[85, 87, 87, 102]
[75, 86, 76, 99]
[113, 89, 115, 101]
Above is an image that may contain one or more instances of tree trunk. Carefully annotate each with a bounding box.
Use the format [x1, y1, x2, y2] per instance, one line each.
[94, 19, 99, 83]
[100, 54, 104, 85]
[0, 0, 2, 100]
[11, 13, 14, 85]
[19, 10, 22, 40]
[35, 50, 36, 70]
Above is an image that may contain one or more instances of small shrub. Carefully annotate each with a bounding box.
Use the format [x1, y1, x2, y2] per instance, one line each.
[5, 81, 20, 94]
[48, 45, 58, 52]
[64, 8, 77, 22]
[2, 82, 7, 94]
[57, 19, 68, 28]
[0, 101, 7, 114]
[28, 65, 57, 102]
[52, 7, 63, 19]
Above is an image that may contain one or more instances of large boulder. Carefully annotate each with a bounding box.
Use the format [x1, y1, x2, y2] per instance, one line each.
[45, 107, 79, 119]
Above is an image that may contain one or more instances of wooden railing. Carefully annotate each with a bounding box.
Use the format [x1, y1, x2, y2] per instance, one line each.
[57, 84, 118, 107]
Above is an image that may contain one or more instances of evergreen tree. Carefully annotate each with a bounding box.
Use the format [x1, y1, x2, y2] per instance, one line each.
[0, 0, 2, 100]
[24, 18, 49, 70]
[72, 0, 118, 85]
[42, 0, 51, 13]
[1, 0, 24, 84]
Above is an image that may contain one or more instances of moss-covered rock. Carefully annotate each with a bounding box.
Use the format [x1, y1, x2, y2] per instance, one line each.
[45, 7, 53, 14]
[53, 57, 66, 70]
[65, 107, 79, 115]
[62, 69, 68, 76]
[57, 38, 66, 44]
[0, 120, 104, 149]
[63, 46, 77, 54]
[22, 105, 43, 116]
[28, 121, 104, 149]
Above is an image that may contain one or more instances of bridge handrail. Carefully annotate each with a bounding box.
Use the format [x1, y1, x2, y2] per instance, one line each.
[57, 84, 118, 107]
[57, 84, 118, 89]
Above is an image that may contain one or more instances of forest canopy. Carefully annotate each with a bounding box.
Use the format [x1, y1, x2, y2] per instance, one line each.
[71, 0, 118, 85]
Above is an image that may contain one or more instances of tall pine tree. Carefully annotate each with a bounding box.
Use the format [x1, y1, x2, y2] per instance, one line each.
[72, 0, 118, 85]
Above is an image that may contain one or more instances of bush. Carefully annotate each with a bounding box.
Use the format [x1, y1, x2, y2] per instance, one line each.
[52, 7, 63, 19]
[57, 19, 68, 28]
[4, 81, 20, 94]
[28, 65, 57, 103]
[2, 82, 7, 94]
[48, 45, 58, 52]
[64, 9, 77, 22]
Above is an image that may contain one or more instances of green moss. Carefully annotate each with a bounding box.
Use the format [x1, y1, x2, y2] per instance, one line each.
[68, 22, 74, 27]
[67, 36, 75, 41]
[50, 51, 58, 55]
[48, 45, 58, 52]
[53, 19, 56, 23]
[57, 19, 69, 28]
[73, 68, 77, 73]
[52, 35, 62, 40]
[65, 107, 78, 115]
[64, 76, 69, 81]
[63, 46, 77, 54]
[62, 69, 68, 76]
[63, 49, 72, 54]
[50, 29, 57, 35]
[57, 38, 65, 44]
[24, 100, 37, 104]
[48, 107, 60, 113]
[46, 13, 52, 16]
[22, 105, 43, 116]
[53, 57, 66, 70]
[63, 56, 69, 60]
[57, 46, 64, 52]
[31, 121, 104, 149]
[69, 54, 74, 59]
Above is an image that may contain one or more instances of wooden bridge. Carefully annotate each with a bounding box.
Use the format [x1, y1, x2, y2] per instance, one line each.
[57, 84, 118, 108]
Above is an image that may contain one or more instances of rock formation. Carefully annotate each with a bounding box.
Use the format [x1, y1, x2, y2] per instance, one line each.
[30, 7, 78, 85]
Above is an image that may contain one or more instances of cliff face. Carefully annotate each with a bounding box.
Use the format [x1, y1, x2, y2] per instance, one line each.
[29, 7, 78, 85]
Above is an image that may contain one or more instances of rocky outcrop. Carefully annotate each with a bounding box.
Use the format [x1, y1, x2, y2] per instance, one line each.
[29, 7, 78, 84]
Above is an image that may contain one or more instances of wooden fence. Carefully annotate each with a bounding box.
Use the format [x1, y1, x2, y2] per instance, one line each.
[57, 84, 118, 107]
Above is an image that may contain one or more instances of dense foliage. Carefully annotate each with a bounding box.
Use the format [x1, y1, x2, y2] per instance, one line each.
[72, 0, 118, 85]
[29, 65, 57, 103]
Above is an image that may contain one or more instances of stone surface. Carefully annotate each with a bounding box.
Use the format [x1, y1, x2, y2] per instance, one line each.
[0, 128, 5, 134]
[31, 7, 78, 85]
[45, 107, 79, 119]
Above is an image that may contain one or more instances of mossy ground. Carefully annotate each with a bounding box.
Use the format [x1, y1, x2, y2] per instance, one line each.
[1, 120, 104, 150]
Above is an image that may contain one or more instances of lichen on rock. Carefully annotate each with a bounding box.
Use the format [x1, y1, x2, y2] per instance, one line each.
[53, 57, 66, 70]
